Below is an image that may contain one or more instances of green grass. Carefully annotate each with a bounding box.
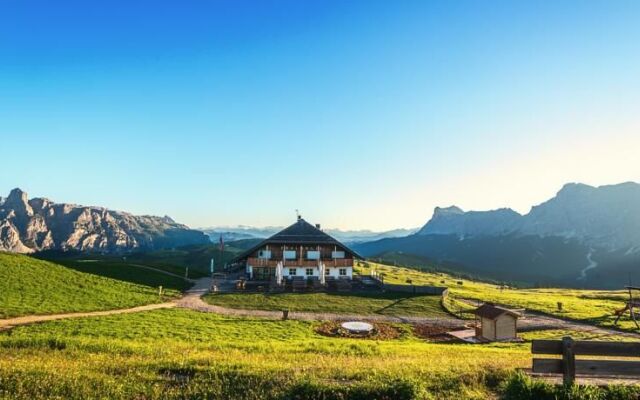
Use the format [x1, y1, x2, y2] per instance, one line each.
[1, 309, 638, 399]
[356, 262, 639, 332]
[204, 291, 450, 317]
[0, 253, 186, 318]
[0, 308, 530, 399]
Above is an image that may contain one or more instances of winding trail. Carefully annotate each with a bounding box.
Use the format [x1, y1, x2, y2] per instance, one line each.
[2, 272, 640, 340]
[0, 302, 176, 332]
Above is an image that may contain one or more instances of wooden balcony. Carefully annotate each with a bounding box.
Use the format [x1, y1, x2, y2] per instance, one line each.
[247, 257, 354, 268]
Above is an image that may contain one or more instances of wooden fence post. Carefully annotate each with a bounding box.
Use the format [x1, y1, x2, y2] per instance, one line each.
[562, 336, 576, 386]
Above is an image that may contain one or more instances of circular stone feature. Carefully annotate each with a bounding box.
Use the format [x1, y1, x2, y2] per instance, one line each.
[340, 321, 374, 334]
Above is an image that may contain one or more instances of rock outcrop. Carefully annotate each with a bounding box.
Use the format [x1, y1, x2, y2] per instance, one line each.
[417, 182, 640, 250]
[0, 188, 209, 254]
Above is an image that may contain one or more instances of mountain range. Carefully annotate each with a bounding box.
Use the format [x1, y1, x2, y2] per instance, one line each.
[200, 226, 417, 245]
[0, 188, 209, 254]
[355, 182, 640, 289]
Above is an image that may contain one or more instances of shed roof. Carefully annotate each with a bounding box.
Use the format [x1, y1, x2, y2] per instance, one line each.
[473, 303, 521, 320]
[231, 218, 364, 262]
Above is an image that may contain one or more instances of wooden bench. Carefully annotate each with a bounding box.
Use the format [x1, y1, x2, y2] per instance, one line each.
[532, 336, 640, 385]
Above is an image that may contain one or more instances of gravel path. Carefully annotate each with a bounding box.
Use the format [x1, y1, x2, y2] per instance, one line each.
[0, 302, 176, 331]
[457, 298, 640, 340]
[175, 278, 465, 328]
[3, 274, 639, 340]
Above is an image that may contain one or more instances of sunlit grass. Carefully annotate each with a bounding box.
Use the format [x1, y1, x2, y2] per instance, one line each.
[0, 253, 185, 318]
[204, 291, 450, 317]
[356, 262, 637, 331]
[0, 308, 529, 399]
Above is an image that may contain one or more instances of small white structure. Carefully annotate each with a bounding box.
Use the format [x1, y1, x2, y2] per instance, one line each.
[473, 303, 521, 341]
[341, 321, 374, 334]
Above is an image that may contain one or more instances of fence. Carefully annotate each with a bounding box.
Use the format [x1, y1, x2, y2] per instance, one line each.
[382, 283, 448, 295]
[532, 336, 640, 385]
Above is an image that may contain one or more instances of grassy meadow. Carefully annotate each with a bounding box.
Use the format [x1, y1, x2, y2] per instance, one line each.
[0, 253, 186, 318]
[3, 253, 640, 398]
[204, 291, 449, 317]
[0, 308, 527, 399]
[2, 308, 639, 399]
[356, 262, 638, 331]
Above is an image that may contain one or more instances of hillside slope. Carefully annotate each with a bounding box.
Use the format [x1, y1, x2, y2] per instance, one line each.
[0, 253, 185, 318]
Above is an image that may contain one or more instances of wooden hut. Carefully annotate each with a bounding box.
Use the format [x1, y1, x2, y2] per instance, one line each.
[473, 303, 521, 341]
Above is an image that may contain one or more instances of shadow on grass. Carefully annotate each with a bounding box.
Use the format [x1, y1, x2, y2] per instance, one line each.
[59, 261, 190, 292]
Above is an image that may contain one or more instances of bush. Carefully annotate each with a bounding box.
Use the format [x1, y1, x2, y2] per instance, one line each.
[502, 372, 640, 400]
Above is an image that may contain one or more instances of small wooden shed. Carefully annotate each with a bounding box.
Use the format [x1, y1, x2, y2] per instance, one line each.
[473, 303, 521, 341]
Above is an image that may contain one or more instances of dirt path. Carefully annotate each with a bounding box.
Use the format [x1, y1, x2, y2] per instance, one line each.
[129, 264, 196, 283]
[0, 264, 194, 332]
[0, 302, 176, 332]
[174, 278, 464, 327]
[456, 298, 640, 340]
[3, 275, 639, 339]
[519, 310, 640, 339]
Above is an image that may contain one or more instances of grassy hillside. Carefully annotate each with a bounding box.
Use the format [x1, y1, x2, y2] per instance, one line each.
[356, 261, 637, 331]
[204, 291, 449, 317]
[0, 253, 185, 318]
[0, 308, 637, 399]
[354, 234, 640, 289]
[124, 243, 246, 277]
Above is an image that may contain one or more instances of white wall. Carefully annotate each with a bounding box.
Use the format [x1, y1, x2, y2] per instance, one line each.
[326, 266, 353, 279]
[496, 315, 517, 340]
[284, 266, 319, 278]
[481, 317, 495, 340]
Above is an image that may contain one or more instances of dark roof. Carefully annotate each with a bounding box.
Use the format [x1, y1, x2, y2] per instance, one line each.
[473, 303, 520, 319]
[231, 218, 364, 262]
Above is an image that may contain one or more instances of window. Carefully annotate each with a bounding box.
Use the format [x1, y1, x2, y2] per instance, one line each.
[288, 268, 297, 276]
[339, 268, 347, 276]
[324, 268, 330, 275]
[305, 268, 313, 276]
[306, 250, 320, 260]
[331, 251, 345, 259]
[258, 250, 271, 259]
[284, 250, 297, 260]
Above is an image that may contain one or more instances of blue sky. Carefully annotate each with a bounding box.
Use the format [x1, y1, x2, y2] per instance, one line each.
[1, 1, 638, 230]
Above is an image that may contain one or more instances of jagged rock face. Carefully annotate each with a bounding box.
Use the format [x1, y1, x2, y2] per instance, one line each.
[0, 188, 209, 254]
[417, 182, 640, 250]
[520, 182, 640, 249]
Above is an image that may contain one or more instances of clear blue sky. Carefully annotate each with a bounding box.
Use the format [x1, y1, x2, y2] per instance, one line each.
[1, 1, 638, 230]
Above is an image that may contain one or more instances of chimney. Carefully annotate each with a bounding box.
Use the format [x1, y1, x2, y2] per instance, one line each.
[315, 223, 321, 230]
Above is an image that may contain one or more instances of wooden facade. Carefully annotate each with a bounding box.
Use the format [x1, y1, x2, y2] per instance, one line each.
[473, 303, 520, 342]
[231, 217, 363, 282]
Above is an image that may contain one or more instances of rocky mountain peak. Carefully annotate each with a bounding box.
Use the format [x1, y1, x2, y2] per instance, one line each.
[0, 188, 209, 254]
[3, 188, 33, 217]
[432, 206, 464, 216]
[417, 181, 640, 250]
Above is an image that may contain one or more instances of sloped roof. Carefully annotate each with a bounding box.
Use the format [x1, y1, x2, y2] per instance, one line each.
[473, 303, 520, 319]
[231, 218, 364, 262]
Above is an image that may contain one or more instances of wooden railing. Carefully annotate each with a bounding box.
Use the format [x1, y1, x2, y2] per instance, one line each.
[247, 257, 354, 268]
[532, 336, 640, 385]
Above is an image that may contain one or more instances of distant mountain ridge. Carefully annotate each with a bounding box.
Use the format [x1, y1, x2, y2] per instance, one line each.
[0, 188, 209, 254]
[418, 182, 640, 250]
[200, 225, 417, 245]
[357, 182, 640, 289]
